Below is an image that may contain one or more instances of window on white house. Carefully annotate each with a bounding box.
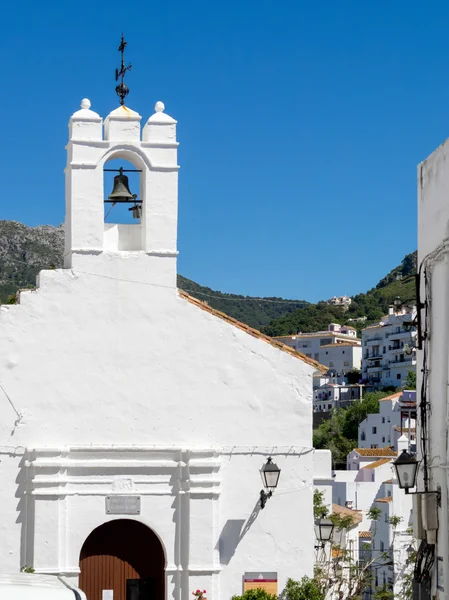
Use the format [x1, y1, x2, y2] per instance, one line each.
[380, 541, 384, 552]
[329, 362, 334, 367]
[372, 427, 377, 434]
[361, 431, 366, 441]
[382, 437, 385, 443]
[385, 512, 388, 522]
[382, 417, 385, 423]
[371, 444, 378, 448]
[328, 404, 332, 409]
[397, 373, 401, 380]
[342, 351, 345, 354]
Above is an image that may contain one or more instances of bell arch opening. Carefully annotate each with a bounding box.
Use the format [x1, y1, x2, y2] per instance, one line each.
[79, 519, 166, 600]
[103, 156, 144, 251]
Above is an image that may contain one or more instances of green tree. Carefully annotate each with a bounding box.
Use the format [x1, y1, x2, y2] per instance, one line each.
[403, 371, 416, 390]
[313, 391, 392, 467]
[282, 577, 325, 600]
[345, 368, 362, 384]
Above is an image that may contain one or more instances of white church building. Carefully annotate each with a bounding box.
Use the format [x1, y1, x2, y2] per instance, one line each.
[0, 96, 323, 600]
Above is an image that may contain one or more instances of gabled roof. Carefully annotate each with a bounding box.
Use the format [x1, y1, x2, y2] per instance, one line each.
[379, 392, 402, 402]
[178, 290, 328, 372]
[353, 447, 397, 457]
[362, 458, 393, 469]
[376, 496, 393, 503]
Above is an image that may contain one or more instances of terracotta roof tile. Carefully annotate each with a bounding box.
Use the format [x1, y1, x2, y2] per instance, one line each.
[332, 504, 363, 525]
[376, 496, 393, 503]
[379, 392, 402, 402]
[178, 290, 328, 372]
[353, 447, 397, 457]
[359, 531, 372, 538]
[273, 332, 357, 340]
[332, 548, 344, 558]
[362, 458, 393, 469]
[383, 479, 393, 484]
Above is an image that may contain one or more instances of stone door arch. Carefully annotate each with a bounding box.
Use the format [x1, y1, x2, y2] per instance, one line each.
[79, 519, 165, 600]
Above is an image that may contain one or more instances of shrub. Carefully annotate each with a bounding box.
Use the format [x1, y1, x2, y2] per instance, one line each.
[232, 589, 277, 600]
[281, 577, 325, 600]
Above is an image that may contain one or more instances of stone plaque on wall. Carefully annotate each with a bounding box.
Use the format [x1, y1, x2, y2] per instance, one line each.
[105, 495, 141, 515]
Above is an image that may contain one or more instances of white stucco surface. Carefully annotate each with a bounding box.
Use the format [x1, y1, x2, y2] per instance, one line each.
[0, 99, 317, 600]
[417, 137, 449, 597]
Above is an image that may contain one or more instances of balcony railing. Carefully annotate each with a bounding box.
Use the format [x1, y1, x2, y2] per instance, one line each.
[388, 330, 415, 340]
[366, 336, 383, 344]
[389, 358, 416, 366]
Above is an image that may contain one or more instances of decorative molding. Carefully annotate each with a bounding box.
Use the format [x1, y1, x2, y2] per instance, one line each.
[142, 141, 179, 149]
[186, 566, 222, 574]
[145, 250, 179, 258]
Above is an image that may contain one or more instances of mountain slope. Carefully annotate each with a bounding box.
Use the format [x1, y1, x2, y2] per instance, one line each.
[0, 221, 308, 328]
[0, 221, 417, 333]
[262, 252, 417, 336]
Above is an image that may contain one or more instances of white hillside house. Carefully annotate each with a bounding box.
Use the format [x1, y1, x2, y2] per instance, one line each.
[0, 96, 323, 600]
[333, 441, 413, 597]
[274, 324, 359, 369]
[358, 391, 416, 451]
[361, 307, 417, 389]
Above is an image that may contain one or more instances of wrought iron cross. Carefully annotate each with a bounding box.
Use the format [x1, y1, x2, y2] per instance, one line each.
[115, 34, 132, 105]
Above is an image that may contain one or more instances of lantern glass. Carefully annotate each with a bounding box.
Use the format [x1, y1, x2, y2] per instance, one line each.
[261, 457, 281, 490]
[315, 518, 334, 542]
[393, 450, 419, 491]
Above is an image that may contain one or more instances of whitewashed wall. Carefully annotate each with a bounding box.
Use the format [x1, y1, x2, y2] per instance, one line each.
[417, 137, 449, 598]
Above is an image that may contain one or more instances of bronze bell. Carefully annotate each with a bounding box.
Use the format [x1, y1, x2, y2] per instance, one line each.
[108, 167, 134, 202]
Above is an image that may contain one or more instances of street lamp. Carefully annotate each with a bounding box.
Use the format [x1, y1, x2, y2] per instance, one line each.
[314, 512, 335, 549]
[393, 450, 419, 493]
[259, 457, 281, 509]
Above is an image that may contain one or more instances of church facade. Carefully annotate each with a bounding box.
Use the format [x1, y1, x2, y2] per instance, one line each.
[0, 97, 322, 600]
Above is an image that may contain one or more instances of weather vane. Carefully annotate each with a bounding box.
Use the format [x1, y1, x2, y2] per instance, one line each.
[115, 34, 132, 105]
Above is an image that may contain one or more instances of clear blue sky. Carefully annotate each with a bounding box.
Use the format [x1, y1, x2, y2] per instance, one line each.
[1, 0, 447, 301]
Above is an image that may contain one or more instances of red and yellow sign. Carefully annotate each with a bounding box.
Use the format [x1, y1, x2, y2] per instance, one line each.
[244, 578, 277, 595]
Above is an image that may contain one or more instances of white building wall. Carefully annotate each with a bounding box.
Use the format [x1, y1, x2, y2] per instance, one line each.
[417, 137, 449, 598]
[313, 450, 333, 511]
[318, 344, 362, 375]
[274, 331, 360, 364]
[0, 99, 317, 599]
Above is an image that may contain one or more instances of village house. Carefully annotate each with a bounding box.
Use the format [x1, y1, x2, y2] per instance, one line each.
[361, 308, 417, 390]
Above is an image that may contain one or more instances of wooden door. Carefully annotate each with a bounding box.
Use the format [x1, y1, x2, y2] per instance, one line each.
[79, 519, 165, 600]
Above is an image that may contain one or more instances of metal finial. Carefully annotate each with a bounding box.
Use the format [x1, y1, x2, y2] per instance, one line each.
[115, 34, 132, 106]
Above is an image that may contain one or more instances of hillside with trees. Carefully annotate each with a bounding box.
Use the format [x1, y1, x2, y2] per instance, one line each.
[0, 221, 416, 333]
[262, 251, 417, 336]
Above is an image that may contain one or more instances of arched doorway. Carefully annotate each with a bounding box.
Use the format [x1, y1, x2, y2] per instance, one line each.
[79, 519, 165, 600]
